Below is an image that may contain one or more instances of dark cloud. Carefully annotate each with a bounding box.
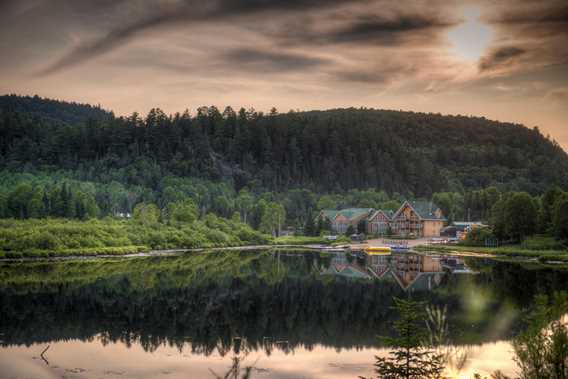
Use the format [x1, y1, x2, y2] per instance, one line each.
[267, 11, 455, 48]
[322, 13, 454, 45]
[479, 46, 526, 72]
[334, 70, 389, 84]
[223, 48, 330, 73]
[491, 4, 568, 25]
[334, 62, 418, 85]
[35, 0, 361, 76]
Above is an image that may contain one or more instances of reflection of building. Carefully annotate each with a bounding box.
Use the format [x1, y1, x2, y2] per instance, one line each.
[387, 254, 444, 291]
[319, 201, 446, 237]
[365, 252, 391, 278]
[321, 253, 371, 279]
[321, 252, 471, 292]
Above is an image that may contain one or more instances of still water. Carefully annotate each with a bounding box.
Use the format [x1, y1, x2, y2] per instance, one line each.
[1, 250, 567, 378]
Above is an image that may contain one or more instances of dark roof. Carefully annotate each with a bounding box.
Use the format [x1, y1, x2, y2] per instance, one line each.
[408, 200, 446, 220]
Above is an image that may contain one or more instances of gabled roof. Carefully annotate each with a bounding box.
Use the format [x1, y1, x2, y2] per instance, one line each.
[320, 210, 339, 220]
[368, 209, 395, 221]
[393, 200, 446, 221]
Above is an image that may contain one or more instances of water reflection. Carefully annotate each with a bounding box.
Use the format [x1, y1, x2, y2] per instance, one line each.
[0, 250, 567, 378]
[322, 251, 473, 292]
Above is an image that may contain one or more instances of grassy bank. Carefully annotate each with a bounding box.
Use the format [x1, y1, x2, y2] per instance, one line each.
[415, 242, 568, 263]
[271, 235, 351, 246]
[271, 235, 343, 245]
[0, 217, 269, 259]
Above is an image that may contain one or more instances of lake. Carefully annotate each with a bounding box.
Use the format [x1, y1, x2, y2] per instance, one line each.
[1, 250, 567, 378]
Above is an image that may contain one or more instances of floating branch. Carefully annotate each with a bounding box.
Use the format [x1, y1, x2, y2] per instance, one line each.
[40, 345, 50, 365]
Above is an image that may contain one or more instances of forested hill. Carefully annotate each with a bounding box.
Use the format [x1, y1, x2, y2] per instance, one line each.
[1, 95, 567, 196]
[0, 94, 111, 125]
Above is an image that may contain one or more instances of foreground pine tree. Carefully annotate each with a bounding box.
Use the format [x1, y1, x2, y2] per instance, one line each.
[362, 297, 446, 379]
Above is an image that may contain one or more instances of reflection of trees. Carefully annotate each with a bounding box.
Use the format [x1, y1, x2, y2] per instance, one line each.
[1, 252, 567, 356]
[0, 274, 404, 353]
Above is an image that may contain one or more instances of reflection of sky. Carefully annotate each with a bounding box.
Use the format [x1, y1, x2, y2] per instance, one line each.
[0, 338, 516, 379]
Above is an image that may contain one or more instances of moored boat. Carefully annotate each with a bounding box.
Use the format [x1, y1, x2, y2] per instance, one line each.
[364, 246, 392, 255]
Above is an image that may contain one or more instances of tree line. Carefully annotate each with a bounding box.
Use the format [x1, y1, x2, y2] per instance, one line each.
[2, 95, 567, 197]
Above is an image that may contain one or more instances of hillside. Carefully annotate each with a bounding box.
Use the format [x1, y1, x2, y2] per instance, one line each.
[1, 96, 567, 196]
[0, 94, 112, 125]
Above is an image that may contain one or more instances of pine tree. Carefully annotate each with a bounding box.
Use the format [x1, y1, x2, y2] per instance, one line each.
[363, 298, 446, 379]
[304, 214, 316, 236]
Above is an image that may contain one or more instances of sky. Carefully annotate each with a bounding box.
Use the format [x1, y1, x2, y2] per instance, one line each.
[1, 0, 567, 149]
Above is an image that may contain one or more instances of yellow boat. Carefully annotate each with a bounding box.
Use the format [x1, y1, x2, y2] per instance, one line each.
[364, 246, 392, 255]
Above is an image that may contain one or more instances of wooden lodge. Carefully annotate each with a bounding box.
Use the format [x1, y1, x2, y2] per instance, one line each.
[319, 200, 446, 238]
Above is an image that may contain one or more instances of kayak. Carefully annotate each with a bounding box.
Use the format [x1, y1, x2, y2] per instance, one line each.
[364, 246, 392, 254]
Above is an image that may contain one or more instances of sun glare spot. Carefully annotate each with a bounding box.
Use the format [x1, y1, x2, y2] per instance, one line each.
[447, 6, 493, 61]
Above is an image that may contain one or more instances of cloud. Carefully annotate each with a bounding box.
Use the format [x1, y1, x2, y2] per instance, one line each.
[546, 87, 568, 103]
[222, 48, 330, 73]
[490, 2, 568, 25]
[35, 0, 361, 76]
[321, 13, 455, 45]
[266, 10, 456, 48]
[479, 46, 526, 72]
[35, 8, 194, 76]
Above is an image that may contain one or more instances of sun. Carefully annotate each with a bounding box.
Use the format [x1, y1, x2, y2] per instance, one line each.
[447, 6, 493, 61]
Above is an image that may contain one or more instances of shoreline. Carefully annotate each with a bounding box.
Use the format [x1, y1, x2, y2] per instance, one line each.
[2, 241, 567, 264]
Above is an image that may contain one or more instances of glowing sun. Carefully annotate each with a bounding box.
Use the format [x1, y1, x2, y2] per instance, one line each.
[447, 7, 493, 61]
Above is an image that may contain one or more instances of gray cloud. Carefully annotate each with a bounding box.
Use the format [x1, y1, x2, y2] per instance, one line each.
[223, 48, 330, 73]
[479, 46, 526, 72]
[490, 3, 568, 25]
[266, 11, 455, 48]
[321, 13, 455, 45]
[35, 0, 361, 76]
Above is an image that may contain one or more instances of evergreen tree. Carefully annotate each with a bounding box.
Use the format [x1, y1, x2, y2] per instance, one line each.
[304, 214, 316, 236]
[553, 197, 568, 242]
[364, 298, 445, 379]
[541, 187, 565, 233]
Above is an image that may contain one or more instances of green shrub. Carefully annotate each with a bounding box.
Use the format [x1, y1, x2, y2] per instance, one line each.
[0, 217, 267, 258]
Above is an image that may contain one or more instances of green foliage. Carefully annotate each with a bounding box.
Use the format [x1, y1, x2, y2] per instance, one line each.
[317, 216, 332, 234]
[304, 214, 317, 236]
[167, 199, 198, 224]
[522, 235, 566, 251]
[133, 202, 160, 225]
[464, 226, 495, 247]
[3, 96, 568, 198]
[464, 187, 500, 222]
[553, 197, 568, 242]
[492, 192, 538, 243]
[541, 187, 565, 233]
[366, 298, 445, 379]
[271, 235, 329, 245]
[513, 292, 568, 379]
[433, 192, 464, 223]
[0, 217, 269, 258]
[346, 225, 355, 236]
[236, 188, 254, 224]
[258, 200, 286, 236]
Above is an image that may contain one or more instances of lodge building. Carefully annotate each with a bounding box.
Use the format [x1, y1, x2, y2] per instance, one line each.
[319, 200, 446, 238]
